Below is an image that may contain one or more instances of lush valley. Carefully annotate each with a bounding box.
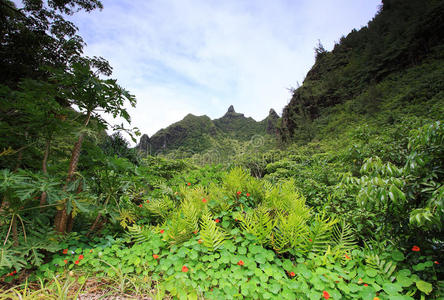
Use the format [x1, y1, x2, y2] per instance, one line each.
[0, 0, 443, 299]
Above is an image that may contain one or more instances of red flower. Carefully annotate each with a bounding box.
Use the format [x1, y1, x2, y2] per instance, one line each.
[160, 229, 164, 234]
[434, 261, 439, 265]
[89, 249, 93, 253]
[198, 239, 203, 244]
[214, 219, 220, 223]
[64, 259, 68, 264]
[187, 182, 191, 186]
[182, 265, 189, 272]
[138, 204, 143, 207]
[236, 191, 241, 195]
[153, 254, 159, 259]
[202, 198, 207, 203]
[193, 230, 198, 234]
[237, 260, 244, 266]
[146, 200, 150, 203]
[412, 245, 420, 252]
[63, 249, 68, 254]
[345, 253, 350, 260]
[289, 271, 295, 277]
[78, 255, 84, 260]
[235, 218, 238, 222]
[74, 260, 79, 265]
[322, 291, 330, 299]
[246, 193, 250, 197]
[309, 238, 312, 242]
[364, 283, 368, 287]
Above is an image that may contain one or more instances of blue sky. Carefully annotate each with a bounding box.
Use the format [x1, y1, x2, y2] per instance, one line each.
[70, 0, 381, 142]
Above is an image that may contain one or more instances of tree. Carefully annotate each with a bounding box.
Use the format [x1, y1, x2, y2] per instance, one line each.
[52, 57, 136, 233]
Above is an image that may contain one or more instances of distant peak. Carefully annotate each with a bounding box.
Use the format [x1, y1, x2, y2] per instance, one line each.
[268, 108, 279, 118]
[140, 133, 150, 140]
[227, 105, 235, 113]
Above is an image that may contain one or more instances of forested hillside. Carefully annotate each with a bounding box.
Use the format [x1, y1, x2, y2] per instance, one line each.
[136, 105, 279, 156]
[279, 0, 443, 143]
[0, 0, 443, 298]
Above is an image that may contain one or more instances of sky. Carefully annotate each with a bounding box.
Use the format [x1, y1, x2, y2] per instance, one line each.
[69, 0, 382, 143]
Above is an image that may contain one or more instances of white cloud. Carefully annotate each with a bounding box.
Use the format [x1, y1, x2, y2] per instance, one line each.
[70, 0, 381, 143]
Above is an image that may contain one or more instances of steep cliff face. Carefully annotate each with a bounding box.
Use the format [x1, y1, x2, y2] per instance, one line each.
[265, 109, 279, 135]
[136, 105, 279, 155]
[279, 0, 444, 142]
[135, 134, 150, 154]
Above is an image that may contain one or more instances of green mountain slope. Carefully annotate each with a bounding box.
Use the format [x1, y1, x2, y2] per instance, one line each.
[137, 105, 279, 155]
[279, 0, 444, 143]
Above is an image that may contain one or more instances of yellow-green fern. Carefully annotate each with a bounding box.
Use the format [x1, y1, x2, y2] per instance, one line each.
[236, 205, 274, 246]
[272, 210, 310, 254]
[146, 195, 174, 220]
[199, 212, 226, 251]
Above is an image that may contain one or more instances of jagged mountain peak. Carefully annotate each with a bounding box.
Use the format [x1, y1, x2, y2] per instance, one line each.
[221, 105, 244, 119]
[268, 108, 279, 118]
[136, 106, 280, 155]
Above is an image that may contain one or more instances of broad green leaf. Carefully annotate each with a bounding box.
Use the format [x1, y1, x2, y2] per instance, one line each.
[391, 250, 405, 262]
[416, 280, 432, 295]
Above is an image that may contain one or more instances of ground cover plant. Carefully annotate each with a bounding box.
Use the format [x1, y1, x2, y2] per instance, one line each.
[1, 0, 443, 298]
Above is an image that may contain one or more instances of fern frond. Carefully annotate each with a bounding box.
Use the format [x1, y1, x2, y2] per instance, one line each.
[0, 246, 26, 270]
[200, 212, 226, 251]
[331, 220, 357, 256]
[306, 212, 338, 255]
[272, 211, 309, 254]
[181, 200, 200, 232]
[264, 179, 310, 218]
[236, 206, 274, 246]
[119, 208, 136, 229]
[166, 211, 192, 246]
[126, 224, 151, 244]
[146, 196, 174, 220]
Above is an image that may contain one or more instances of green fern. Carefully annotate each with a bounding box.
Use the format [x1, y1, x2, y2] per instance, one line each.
[200, 212, 226, 251]
[272, 211, 309, 254]
[126, 224, 151, 244]
[0, 246, 26, 271]
[306, 212, 338, 254]
[166, 211, 193, 246]
[146, 195, 174, 220]
[119, 208, 136, 229]
[181, 200, 200, 233]
[331, 219, 357, 256]
[236, 205, 274, 246]
[223, 167, 250, 196]
[264, 179, 310, 218]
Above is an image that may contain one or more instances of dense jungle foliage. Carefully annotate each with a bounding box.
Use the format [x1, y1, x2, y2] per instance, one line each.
[0, 0, 443, 299]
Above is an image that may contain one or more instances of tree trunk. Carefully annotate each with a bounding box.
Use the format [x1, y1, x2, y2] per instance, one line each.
[40, 140, 50, 208]
[55, 111, 92, 233]
[87, 213, 102, 237]
[66, 213, 74, 233]
[54, 208, 69, 233]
